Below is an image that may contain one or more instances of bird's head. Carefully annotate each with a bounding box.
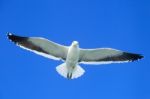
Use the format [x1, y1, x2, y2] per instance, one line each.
[72, 41, 79, 47]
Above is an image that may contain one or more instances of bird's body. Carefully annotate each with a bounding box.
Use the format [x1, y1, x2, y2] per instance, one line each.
[65, 41, 80, 79]
[7, 33, 143, 79]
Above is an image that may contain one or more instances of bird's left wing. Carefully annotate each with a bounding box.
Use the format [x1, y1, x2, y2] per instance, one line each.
[79, 48, 143, 64]
[7, 33, 68, 61]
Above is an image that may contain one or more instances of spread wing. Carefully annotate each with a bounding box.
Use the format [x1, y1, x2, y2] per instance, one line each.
[7, 33, 68, 61]
[79, 48, 143, 64]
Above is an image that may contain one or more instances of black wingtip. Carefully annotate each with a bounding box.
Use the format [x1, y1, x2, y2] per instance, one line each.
[138, 54, 144, 59]
[7, 32, 15, 42]
[7, 32, 13, 39]
[123, 52, 144, 62]
[7, 32, 12, 36]
[7, 33, 28, 44]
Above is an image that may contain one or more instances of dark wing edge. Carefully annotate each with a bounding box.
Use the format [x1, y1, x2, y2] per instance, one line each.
[7, 33, 68, 60]
[98, 52, 144, 62]
[7, 33, 50, 55]
[79, 48, 144, 64]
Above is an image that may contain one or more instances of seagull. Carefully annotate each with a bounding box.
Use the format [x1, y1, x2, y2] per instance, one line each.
[7, 33, 143, 79]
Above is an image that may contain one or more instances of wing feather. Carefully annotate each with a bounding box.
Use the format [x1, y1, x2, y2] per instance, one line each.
[7, 33, 68, 60]
[79, 48, 143, 64]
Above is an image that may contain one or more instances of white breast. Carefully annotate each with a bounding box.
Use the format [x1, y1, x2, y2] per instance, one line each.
[66, 44, 79, 66]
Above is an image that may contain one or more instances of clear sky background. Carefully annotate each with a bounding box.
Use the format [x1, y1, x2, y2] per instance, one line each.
[0, 0, 150, 99]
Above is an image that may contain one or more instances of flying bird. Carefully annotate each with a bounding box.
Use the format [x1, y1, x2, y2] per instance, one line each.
[7, 33, 143, 79]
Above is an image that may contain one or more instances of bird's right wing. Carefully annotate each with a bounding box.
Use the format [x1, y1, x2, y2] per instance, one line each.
[79, 48, 143, 64]
[7, 33, 68, 61]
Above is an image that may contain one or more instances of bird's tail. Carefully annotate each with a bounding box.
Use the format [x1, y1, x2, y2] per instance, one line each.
[56, 63, 85, 79]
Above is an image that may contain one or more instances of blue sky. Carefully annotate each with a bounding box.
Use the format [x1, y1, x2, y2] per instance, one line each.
[0, 0, 150, 99]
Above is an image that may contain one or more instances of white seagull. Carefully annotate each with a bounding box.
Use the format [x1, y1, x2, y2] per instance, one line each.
[7, 33, 143, 79]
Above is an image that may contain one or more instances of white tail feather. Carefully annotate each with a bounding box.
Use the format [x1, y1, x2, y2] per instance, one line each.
[56, 63, 85, 79]
[56, 63, 68, 78]
[72, 65, 85, 79]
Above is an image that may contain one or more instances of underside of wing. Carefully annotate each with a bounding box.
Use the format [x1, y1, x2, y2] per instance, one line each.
[79, 48, 143, 64]
[7, 33, 68, 61]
